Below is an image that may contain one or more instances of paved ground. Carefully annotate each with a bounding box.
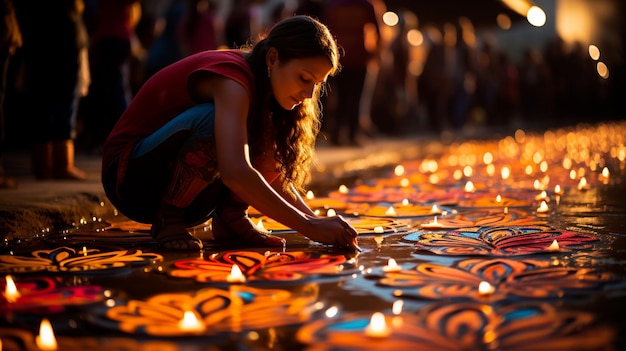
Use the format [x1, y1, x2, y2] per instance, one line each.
[0, 134, 447, 242]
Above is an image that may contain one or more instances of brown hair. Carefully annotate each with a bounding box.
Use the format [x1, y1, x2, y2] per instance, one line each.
[244, 15, 340, 193]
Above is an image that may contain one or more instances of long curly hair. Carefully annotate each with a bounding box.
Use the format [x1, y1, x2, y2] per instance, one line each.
[243, 15, 340, 194]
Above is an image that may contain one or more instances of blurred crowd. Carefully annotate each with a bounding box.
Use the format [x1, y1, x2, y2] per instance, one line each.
[2, 0, 624, 162]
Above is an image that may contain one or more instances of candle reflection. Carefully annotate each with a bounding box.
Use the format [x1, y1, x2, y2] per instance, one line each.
[364, 312, 391, 338]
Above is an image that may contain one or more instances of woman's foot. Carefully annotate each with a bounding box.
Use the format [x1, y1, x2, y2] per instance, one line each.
[151, 205, 203, 251]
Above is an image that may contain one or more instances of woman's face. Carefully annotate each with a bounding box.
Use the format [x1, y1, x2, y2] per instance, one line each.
[267, 51, 333, 110]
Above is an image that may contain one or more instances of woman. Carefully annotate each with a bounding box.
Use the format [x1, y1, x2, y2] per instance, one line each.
[102, 15, 360, 251]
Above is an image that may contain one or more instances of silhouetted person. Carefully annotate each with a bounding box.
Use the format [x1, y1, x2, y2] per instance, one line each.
[0, 0, 21, 188]
[323, 0, 381, 146]
[14, 0, 89, 180]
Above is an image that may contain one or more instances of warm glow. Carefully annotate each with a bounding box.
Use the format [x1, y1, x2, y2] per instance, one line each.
[407, 29, 423, 46]
[554, 184, 563, 195]
[597, 61, 609, 79]
[588, 45, 600, 60]
[422, 216, 444, 229]
[178, 310, 206, 332]
[526, 6, 546, 27]
[496, 194, 502, 203]
[431, 204, 440, 213]
[325, 306, 339, 318]
[537, 200, 550, 214]
[339, 185, 349, 194]
[256, 219, 266, 231]
[478, 281, 495, 296]
[4, 275, 21, 302]
[382, 258, 401, 273]
[497, 13, 512, 29]
[548, 239, 560, 252]
[306, 190, 314, 200]
[483, 152, 493, 164]
[486, 164, 496, 176]
[402, 198, 409, 206]
[365, 312, 391, 338]
[400, 178, 410, 187]
[464, 181, 475, 192]
[577, 177, 588, 190]
[374, 226, 384, 234]
[226, 264, 246, 283]
[385, 206, 397, 217]
[463, 165, 473, 177]
[394, 165, 405, 176]
[601, 167, 610, 178]
[327, 208, 337, 217]
[82, 246, 88, 256]
[501, 166, 511, 180]
[36, 319, 58, 351]
[382, 11, 399, 26]
[392, 300, 404, 315]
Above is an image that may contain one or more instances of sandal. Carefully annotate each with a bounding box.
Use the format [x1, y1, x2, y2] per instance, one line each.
[211, 213, 285, 248]
[151, 206, 203, 251]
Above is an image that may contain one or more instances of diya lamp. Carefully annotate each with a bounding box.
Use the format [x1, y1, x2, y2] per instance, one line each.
[382, 258, 401, 273]
[536, 201, 550, 215]
[478, 281, 496, 297]
[177, 310, 206, 333]
[548, 239, 560, 252]
[421, 216, 444, 229]
[364, 312, 391, 338]
[36, 318, 58, 351]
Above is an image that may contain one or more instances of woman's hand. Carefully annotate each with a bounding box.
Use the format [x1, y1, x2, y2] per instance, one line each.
[302, 215, 360, 251]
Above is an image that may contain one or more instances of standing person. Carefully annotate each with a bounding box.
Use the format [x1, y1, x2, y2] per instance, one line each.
[80, 0, 142, 154]
[101, 15, 360, 251]
[14, 0, 89, 180]
[0, 0, 21, 188]
[323, 0, 381, 146]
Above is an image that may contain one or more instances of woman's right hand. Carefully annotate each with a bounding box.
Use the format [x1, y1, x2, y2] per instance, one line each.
[302, 215, 360, 251]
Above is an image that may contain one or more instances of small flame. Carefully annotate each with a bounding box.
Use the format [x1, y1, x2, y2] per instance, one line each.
[385, 206, 397, 217]
[464, 181, 475, 193]
[327, 208, 337, 217]
[82, 246, 88, 256]
[36, 318, 58, 350]
[548, 239, 560, 252]
[178, 310, 205, 332]
[577, 177, 588, 190]
[392, 300, 404, 315]
[338, 185, 349, 194]
[554, 184, 562, 194]
[306, 190, 315, 200]
[496, 195, 502, 203]
[226, 264, 246, 283]
[364, 312, 391, 338]
[478, 281, 495, 296]
[402, 198, 409, 206]
[374, 226, 384, 234]
[4, 275, 21, 303]
[431, 204, 440, 213]
[537, 200, 549, 213]
[382, 258, 400, 272]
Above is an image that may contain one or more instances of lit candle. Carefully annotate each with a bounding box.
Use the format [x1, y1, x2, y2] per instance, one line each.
[4, 275, 21, 303]
[374, 226, 384, 234]
[548, 239, 560, 252]
[226, 264, 246, 283]
[327, 208, 337, 217]
[464, 181, 475, 193]
[421, 216, 444, 229]
[306, 190, 315, 200]
[496, 195, 502, 203]
[178, 310, 205, 332]
[537, 200, 549, 214]
[478, 281, 495, 296]
[36, 318, 57, 351]
[430, 204, 441, 214]
[82, 246, 88, 256]
[554, 184, 563, 195]
[402, 198, 409, 206]
[535, 191, 548, 201]
[385, 206, 397, 217]
[382, 258, 401, 273]
[577, 177, 589, 190]
[338, 185, 349, 194]
[364, 312, 391, 338]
